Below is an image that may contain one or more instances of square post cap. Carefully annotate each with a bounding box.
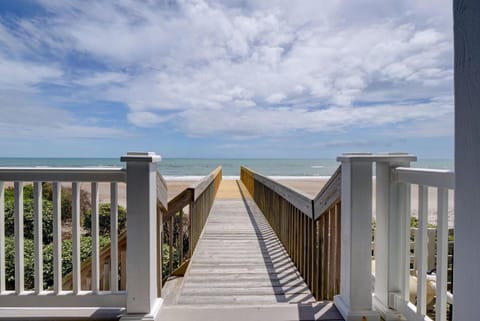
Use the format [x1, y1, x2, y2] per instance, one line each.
[120, 152, 161, 163]
[337, 152, 417, 163]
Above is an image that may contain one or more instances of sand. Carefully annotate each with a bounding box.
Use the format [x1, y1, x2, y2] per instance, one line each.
[4, 177, 455, 227]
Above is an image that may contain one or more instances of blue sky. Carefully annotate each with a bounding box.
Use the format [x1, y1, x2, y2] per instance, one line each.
[0, 0, 453, 159]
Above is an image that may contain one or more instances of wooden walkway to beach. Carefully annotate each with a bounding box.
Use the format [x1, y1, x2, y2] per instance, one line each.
[159, 180, 343, 321]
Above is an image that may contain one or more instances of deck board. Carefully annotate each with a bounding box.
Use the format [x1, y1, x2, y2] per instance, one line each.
[161, 180, 343, 320]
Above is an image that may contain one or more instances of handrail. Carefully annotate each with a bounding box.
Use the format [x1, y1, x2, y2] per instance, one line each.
[0, 167, 126, 182]
[245, 167, 314, 218]
[191, 166, 222, 200]
[313, 166, 341, 219]
[240, 165, 342, 300]
[394, 167, 455, 189]
[156, 171, 168, 212]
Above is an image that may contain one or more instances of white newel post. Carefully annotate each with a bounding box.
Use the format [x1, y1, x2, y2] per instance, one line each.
[454, 1, 480, 320]
[121, 152, 163, 321]
[334, 153, 379, 321]
[373, 154, 416, 321]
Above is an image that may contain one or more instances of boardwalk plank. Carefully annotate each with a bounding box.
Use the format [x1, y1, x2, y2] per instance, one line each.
[164, 181, 343, 320]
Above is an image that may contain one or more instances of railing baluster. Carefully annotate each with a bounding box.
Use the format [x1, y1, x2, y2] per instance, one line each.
[110, 182, 119, 292]
[14, 182, 24, 294]
[179, 210, 184, 264]
[120, 250, 127, 290]
[0, 181, 5, 293]
[169, 215, 174, 274]
[91, 182, 100, 293]
[335, 202, 341, 294]
[34, 182, 43, 293]
[72, 182, 81, 293]
[417, 185, 428, 315]
[103, 262, 110, 290]
[436, 188, 448, 321]
[53, 182, 62, 293]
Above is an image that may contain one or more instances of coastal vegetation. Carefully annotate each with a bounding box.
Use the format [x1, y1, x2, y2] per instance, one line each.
[3, 183, 119, 290]
[3, 183, 179, 289]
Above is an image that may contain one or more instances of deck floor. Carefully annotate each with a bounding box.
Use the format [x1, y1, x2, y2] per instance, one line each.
[160, 180, 343, 321]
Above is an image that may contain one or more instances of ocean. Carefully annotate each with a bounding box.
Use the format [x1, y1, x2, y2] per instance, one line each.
[0, 158, 454, 179]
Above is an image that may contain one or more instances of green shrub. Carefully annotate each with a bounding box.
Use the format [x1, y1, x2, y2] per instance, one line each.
[83, 203, 127, 236]
[162, 243, 179, 279]
[4, 197, 54, 244]
[4, 237, 34, 290]
[42, 236, 110, 289]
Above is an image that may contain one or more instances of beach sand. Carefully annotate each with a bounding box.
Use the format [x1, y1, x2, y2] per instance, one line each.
[4, 177, 455, 227]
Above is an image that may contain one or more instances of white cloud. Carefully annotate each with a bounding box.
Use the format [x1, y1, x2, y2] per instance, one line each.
[0, 0, 454, 140]
[0, 56, 62, 89]
[0, 94, 130, 139]
[127, 111, 171, 127]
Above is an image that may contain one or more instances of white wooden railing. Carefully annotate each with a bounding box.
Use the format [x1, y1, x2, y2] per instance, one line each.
[0, 152, 167, 321]
[333, 153, 454, 321]
[390, 167, 454, 321]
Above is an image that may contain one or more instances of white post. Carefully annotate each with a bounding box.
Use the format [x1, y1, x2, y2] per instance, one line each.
[334, 153, 379, 321]
[453, 1, 480, 320]
[120, 152, 163, 321]
[373, 154, 416, 321]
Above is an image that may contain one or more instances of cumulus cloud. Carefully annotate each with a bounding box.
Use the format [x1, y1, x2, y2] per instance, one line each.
[0, 0, 453, 141]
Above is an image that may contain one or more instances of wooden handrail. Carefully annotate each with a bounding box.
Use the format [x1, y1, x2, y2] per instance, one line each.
[243, 166, 314, 218]
[240, 165, 342, 300]
[313, 166, 341, 219]
[156, 171, 168, 212]
[191, 166, 222, 200]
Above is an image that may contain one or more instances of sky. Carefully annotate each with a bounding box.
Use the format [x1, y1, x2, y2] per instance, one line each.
[0, 0, 454, 159]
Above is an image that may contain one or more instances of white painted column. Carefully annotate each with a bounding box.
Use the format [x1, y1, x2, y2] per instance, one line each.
[120, 152, 163, 321]
[334, 153, 379, 321]
[453, 1, 480, 320]
[373, 154, 416, 321]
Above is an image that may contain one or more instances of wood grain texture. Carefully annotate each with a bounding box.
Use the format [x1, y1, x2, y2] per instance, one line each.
[174, 198, 316, 306]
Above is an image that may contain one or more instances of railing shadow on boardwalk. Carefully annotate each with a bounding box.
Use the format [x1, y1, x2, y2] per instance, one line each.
[236, 180, 343, 320]
[236, 180, 312, 304]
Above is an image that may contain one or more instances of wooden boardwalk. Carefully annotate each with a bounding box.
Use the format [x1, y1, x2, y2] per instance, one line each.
[160, 181, 343, 321]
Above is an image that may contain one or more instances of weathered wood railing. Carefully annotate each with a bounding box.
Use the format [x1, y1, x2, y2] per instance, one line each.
[240, 166, 341, 300]
[0, 152, 168, 320]
[162, 166, 222, 281]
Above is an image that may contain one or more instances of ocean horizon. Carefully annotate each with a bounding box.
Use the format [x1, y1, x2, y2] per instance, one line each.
[0, 157, 454, 178]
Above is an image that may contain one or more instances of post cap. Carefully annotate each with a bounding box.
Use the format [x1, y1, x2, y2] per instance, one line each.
[120, 152, 161, 163]
[337, 152, 417, 163]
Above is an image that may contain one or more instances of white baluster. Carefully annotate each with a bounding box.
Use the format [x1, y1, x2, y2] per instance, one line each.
[416, 185, 428, 315]
[72, 182, 81, 293]
[53, 182, 62, 293]
[14, 182, 24, 294]
[436, 188, 448, 321]
[34, 182, 43, 293]
[110, 182, 119, 292]
[91, 182, 100, 293]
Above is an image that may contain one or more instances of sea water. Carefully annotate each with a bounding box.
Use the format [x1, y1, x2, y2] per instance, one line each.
[0, 158, 454, 179]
